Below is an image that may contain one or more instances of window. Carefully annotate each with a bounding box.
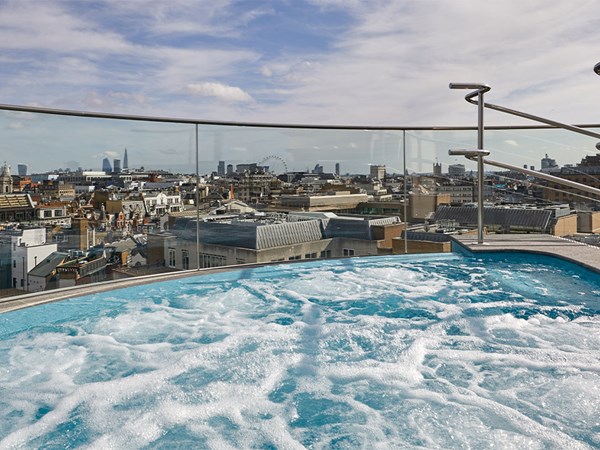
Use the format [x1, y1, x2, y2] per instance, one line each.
[288, 255, 301, 261]
[343, 248, 355, 257]
[304, 252, 317, 259]
[199, 253, 226, 268]
[13, 260, 16, 268]
[168, 248, 176, 267]
[320, 250, 331, 258]
[182, 250, 189, 270]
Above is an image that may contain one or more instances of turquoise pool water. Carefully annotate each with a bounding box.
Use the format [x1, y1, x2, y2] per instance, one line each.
[1, 253, 600, 449]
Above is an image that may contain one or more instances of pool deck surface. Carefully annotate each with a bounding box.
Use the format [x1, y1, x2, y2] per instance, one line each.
[2, 234, 600, 314]
[451, 233, 600, 272]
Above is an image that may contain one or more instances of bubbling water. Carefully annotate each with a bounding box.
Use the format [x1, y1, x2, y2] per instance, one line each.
[1, 253, 600, 449]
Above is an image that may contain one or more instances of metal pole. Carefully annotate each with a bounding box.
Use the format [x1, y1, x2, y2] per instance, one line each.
[403, 130, 408, 254]
[450, 83, 490, 245]
[477, 90, 485, 244]
[195, 124, 200, 270]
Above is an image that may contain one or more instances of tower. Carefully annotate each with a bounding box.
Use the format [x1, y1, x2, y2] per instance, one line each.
[113, 159, 121, 173]
[102, 158, 112, 174]
[123, 148, 129, 170]
[1, 162, 12, 193]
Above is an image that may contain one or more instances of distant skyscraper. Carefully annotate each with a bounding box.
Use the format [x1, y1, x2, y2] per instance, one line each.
[226, 164, 234, 175]
[102, 158, 112, 174]
[218, 161, 225, 176]
[17, 164, 27, 176]
[113, 159, 121, 173]
[335, 162, 340, 176]
[123, 148, 129, 170]
[433, 162, 442, 176]
[369, 164, 386, 180]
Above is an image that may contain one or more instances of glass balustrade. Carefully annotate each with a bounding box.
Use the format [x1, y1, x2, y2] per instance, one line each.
[1, 105, 600, 298]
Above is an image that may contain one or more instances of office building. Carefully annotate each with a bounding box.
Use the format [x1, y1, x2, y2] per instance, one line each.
[102, 158, 112, 174]
[370, 164, 386, 180]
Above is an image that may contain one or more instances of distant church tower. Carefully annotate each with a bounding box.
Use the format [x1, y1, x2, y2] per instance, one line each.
[123, 148, 129, 170]
[1, 162, 12, 194]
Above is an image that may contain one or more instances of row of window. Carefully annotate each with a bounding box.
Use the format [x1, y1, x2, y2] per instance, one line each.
[169, 248, 356, 268]
[168, 248, 231, 269]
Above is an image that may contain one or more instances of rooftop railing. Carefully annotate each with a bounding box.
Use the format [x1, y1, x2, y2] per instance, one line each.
[2, 63, 600, 299]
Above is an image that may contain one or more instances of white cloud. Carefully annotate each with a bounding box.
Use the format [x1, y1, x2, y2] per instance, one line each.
[185, 82, 254, 103]
[2, 0, 600, 172]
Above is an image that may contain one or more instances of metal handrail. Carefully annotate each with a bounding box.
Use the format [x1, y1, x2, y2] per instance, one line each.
[449, 61, 600, 244]
[458, 152, 600, 199]
[449, 83, 490, 244]
[1, 102, 600, 132]
[465, 99, 600, 141]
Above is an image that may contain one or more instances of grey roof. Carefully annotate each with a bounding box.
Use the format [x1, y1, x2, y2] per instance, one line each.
[256, 220, 323, 250]
[171, 214, 400, 249]
[434, 206, 553, 231]
[368, 217, 401, 227]
[199, 221, 260, 248]
[29, 252, 70, 277]
[324, 217, 371, 239]
[323, 216, 398, 240]
[105, 237, 137, 253]
[197, 219, 323, 250]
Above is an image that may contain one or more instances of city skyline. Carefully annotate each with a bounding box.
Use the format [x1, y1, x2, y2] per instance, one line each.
[1, 1, 600, 172]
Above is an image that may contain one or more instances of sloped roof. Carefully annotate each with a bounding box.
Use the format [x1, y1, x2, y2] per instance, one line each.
[434, 206, 553, 231]
[29, 252, 70, 277]
[256, 220, 323, 250]
[0, 194, 34, 210]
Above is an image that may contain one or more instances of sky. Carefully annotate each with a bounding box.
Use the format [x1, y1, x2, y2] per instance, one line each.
[1, 0, 600, 174]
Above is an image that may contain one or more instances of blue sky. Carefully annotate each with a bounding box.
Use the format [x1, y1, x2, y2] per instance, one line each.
[1, 0, 600, 173]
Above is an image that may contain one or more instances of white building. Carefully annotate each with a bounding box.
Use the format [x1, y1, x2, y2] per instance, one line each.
[10, 228, 57, 291]
[142, 192, 183, 218]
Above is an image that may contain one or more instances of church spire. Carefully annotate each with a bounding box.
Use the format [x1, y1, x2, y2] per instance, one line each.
[1, 162, 12, 194]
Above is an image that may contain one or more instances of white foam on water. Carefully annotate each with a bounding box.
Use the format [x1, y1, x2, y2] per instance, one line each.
[1, 254, 600, 448]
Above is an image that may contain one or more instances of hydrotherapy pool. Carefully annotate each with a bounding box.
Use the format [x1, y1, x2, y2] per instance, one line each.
[1, 252, 599, 449]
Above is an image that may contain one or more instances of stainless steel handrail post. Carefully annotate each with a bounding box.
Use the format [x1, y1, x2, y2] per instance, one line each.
[450, 83, 491, 244]
[477, 88, 485, 244]
[195, 124, 200, 270]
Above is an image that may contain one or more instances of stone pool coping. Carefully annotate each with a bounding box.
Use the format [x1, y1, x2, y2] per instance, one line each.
[451, 233, 600, 273]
